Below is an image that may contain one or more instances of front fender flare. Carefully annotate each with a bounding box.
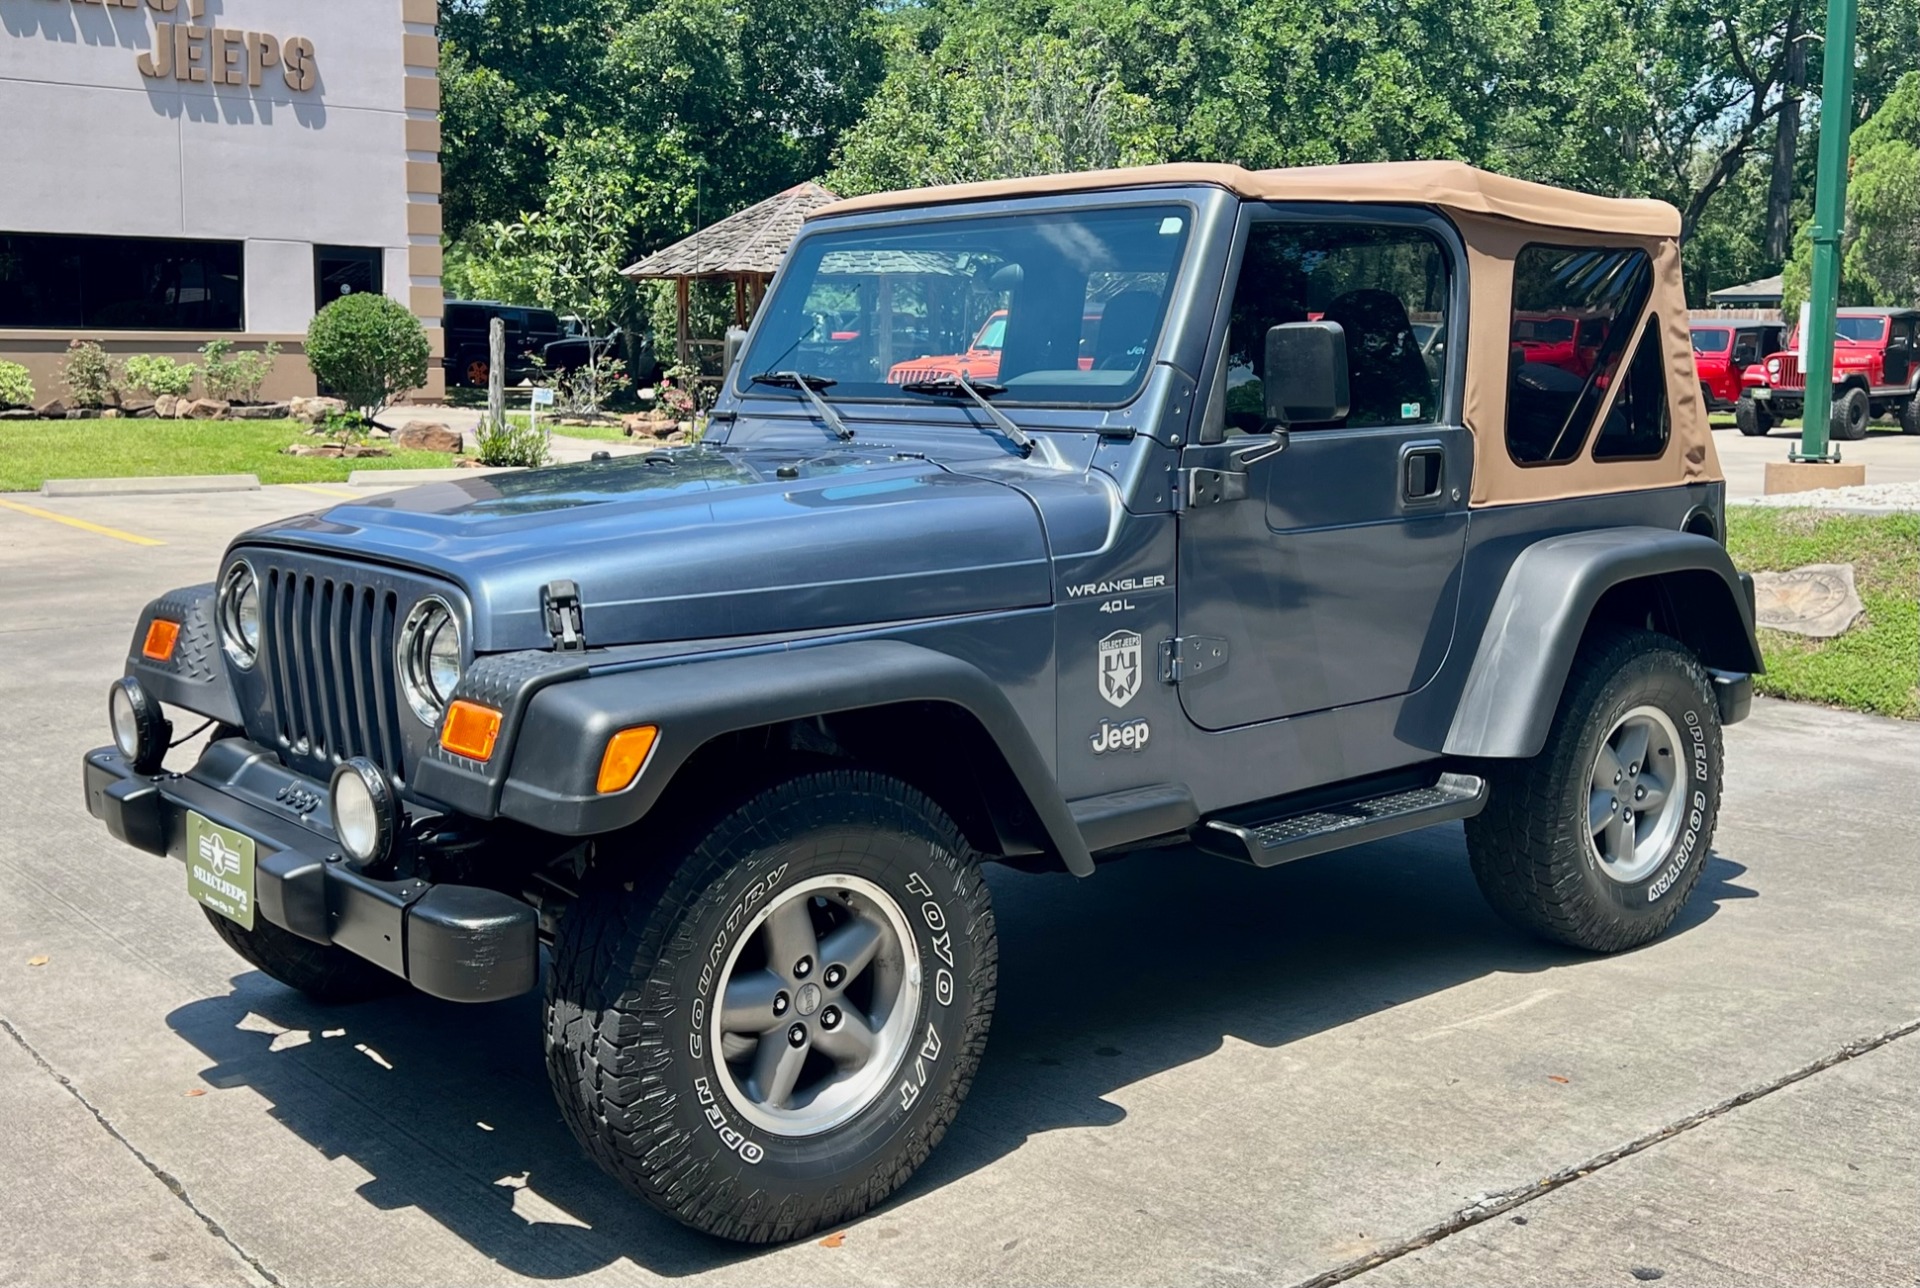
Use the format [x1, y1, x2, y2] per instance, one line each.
[1444, 528, 1763, 760]
[493, 638, 1095, 876]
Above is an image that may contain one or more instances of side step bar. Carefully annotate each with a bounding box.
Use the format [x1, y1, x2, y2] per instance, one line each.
[1197, 772, 1488, 868]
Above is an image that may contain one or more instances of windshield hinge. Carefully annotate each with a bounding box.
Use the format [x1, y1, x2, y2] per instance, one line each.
[541, 580, 586, 652]
[1160, 635, 1229, 683]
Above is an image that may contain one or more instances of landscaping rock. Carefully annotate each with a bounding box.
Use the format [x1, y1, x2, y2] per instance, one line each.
[120, 400, 156, 419]
[65, 409, 100, 420]
[229, 402, 291, 420]
[1752, 564, 1865, 639]
[100, 409, 121, 419]
[187, 398, 229, 419]
[35, 398, 66, 418]
[392, 421, 462, 452]
[289, 396, 348, 423]
[153, 395, 177, 418]
[284, 442, 393, 459]
[0, 409, 35, 420]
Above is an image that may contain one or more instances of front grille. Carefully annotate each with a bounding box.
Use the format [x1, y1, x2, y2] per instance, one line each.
[1773, 354, 1805, 390]
[259, 566, 409, 779]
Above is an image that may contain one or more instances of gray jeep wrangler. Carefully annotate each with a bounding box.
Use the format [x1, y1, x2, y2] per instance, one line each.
[85, 161, 1760, 1243]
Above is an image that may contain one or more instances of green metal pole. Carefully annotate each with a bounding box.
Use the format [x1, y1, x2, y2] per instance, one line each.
[1795, 0, 1859, 463]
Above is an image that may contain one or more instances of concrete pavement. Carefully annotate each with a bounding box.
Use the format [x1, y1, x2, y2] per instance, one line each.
[1710, 423, 1919, 499]
[0, 486, 1915, 1287]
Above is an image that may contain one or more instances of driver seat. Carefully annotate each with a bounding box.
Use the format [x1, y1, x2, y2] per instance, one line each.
[1323, 289, 1433, 426]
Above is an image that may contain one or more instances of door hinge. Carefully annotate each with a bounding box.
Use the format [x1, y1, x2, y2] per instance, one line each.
[541, 579, 586, 651]
[1161, 635, 1229, 683]
[1176, 467, 1248, 510]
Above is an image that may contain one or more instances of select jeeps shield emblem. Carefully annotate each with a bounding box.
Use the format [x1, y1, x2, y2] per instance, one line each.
[1098, 630, 1142, 708]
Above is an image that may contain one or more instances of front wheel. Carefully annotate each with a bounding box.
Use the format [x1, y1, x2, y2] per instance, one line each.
[545, 770, 996, 1243]
[1733, 395, 1772, 436]
[1831, 386, 1871, 441]
[1465, 629, 1722, 953]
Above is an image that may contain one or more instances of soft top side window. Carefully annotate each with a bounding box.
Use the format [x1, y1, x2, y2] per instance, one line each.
[1592, 316, 1670, 461]
[1506, 244, 1653, 465]
[1213, 221, 1451, 437]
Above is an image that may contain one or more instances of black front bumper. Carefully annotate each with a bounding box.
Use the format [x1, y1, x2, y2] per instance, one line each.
[83, 741, 537, 1003]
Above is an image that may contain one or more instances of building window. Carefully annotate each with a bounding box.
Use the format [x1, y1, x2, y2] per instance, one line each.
[0, 233, 243, 331]
[315, 246, 384, 314]
[1506, 244, 1653, 465]
[1591, 317, 1671, 460]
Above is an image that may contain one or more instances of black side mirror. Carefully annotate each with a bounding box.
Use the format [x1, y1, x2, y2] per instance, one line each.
[1265, 322, 1350, 426]
[724, 326, 749, 379]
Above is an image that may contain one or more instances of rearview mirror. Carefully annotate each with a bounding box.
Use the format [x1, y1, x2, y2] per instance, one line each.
[1265, 322, 1350, 426]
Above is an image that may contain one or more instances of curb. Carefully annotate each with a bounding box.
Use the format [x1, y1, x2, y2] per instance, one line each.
[41, 474, 261, 497]
[346, 466, 521, 486]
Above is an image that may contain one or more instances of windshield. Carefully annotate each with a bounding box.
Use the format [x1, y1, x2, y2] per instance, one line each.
[737, 204, 1192, 407]
[1785, 316, 1888, 347]
[1691, 327, 1731, 354]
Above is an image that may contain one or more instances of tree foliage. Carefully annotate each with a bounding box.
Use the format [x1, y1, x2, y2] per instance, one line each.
[1782, 72, 1920, 315]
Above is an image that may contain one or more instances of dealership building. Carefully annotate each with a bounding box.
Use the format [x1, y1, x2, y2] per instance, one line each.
[0, 0, 445, 402]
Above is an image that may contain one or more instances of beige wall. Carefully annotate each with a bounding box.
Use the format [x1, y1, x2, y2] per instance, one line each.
[0, 0, 443, 404]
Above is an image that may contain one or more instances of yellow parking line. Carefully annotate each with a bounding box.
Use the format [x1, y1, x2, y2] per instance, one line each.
[281, 483, 360, 499]
[0, 497, 164, 546]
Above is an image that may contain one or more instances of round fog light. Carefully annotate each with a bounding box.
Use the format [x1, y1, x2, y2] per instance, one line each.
[108, 677, 171, 774]
[329, 757, 396, 866]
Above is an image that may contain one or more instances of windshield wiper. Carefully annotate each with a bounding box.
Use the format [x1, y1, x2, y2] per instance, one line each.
[897, 373, 1034, 457]
[748, 371, 854, 441]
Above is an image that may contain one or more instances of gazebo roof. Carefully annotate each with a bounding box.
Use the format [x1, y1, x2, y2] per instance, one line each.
[1708, 273, 1784, 303]
[622, 181, 839, 280]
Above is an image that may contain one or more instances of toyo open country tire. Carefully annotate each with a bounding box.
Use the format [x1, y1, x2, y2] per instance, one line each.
[1465, 628, 1722, 953]
[1733, 395, 1772, 437]
[201, 905, 406, 1004]
[545, 770, 996, 1243]
[1901, 388, 1920, 435]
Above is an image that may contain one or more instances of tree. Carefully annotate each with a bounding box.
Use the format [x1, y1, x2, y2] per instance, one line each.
[1781, 71, 1920, 315]
[305, 294, 432, 420]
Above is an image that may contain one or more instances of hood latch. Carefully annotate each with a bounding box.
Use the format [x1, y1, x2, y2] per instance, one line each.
[541, 580, 586, 651]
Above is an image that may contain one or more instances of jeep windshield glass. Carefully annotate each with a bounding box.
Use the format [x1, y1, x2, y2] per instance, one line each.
[735, 205, 1192, 408]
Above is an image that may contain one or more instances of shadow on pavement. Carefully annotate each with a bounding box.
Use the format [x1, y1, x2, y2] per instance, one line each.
[166, 827, 1754, 1278]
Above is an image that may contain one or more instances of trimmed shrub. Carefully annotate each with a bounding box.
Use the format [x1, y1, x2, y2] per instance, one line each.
[62, 340, 119, 407]
[123, 354, 196, 399]
[305, 294, 430, 418]
[200, 339, 279, 403]
[0, 360, 32, 409]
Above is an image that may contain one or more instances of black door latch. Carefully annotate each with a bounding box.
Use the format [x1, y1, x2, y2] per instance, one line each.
[541, 580, 586, 651]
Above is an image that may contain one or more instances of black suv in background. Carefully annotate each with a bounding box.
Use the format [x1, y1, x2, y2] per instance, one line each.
[443, 300, 564, 388]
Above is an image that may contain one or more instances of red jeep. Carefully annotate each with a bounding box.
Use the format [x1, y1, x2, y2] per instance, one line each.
[887, 310, 1009, 384]
[1736, 307, 1920, 439]
[1692, 321, 1783, 412]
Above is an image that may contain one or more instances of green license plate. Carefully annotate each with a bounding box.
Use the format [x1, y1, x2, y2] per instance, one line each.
[187, 812, 256, 930]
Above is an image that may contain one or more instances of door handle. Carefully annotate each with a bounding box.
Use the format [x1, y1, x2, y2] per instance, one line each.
[1401, 443, 1445, 502]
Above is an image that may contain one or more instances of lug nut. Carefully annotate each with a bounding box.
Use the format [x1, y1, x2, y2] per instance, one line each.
[787, 1023, 807, 1048]
[1614, 770, 1624, 784]
[820, 1005, 841, 1031]
[1634, 787, 1645, 800]
[773, 991, 790, 1016]
[823, 964, 846, 989]
[793, 955, 814, 979]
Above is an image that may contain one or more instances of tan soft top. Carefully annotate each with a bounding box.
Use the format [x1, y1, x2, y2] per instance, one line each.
[814, 160, 1682, 238]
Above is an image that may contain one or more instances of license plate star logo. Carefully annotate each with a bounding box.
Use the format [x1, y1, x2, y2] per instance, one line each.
[1098, 630, 1142, 708]
[198, 831, 243, 878]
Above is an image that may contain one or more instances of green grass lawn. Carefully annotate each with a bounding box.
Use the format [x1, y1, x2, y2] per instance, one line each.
[0, 419, 459, 492]
[1726, 507, 1919, 720]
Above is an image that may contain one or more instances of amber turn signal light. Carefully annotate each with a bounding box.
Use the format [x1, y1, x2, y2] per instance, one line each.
[597, 725, 658, 794]
[439, 700, 502, 762]
[142, 618, 181, 661]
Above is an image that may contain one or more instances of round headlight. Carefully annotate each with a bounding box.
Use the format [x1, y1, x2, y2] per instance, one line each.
[329, 757, 395, 866]
[218, 561, 260, 667]
[1766, 357, 1780, 376]
[109, 677, 171, 774]
[399, 597, 462, 724]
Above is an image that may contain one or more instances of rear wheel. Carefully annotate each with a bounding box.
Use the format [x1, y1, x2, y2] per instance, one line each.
[1466, 629, 1722, 953]
[202, 907, 404, 1004]
[1734, 395, 1772, 437]
[1901, 389, 1920, 435]
[463, 357, 491, 388]
[1830, 386, 1871, 441]
[545, 770, 996, 1243]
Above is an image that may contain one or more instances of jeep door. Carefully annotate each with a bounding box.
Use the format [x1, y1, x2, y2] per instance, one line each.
[1174, 207, 1470, 731]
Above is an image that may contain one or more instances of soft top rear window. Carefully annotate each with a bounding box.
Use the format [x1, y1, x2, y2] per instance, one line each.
[737, 204, 1192, 408]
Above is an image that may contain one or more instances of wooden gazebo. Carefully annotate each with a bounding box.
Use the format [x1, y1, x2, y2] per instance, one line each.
[621, 181, 839, 368]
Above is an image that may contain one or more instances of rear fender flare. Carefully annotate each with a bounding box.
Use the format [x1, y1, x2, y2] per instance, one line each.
[1444, 528, 1762, 759]
[497, 638, 1095, 875]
